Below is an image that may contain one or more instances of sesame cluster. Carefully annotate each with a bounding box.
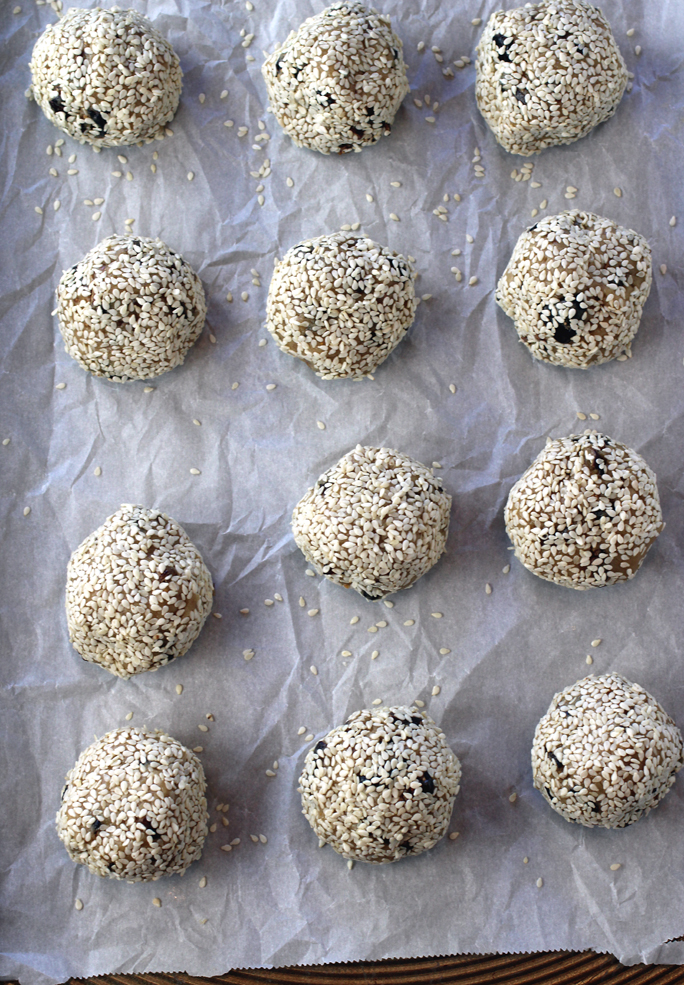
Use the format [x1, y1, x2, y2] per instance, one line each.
[505, 431, 663, 590]
[497, 211, 652, 368]
[56, 727, 208, 881]
[292, 445, 451, 600]
[57, 235, 206, 383]
[299, 706, 461, 863]
[532, 674, 684, 828]
[475, 0, 627, 156]
[66, 505, 214, 679]
[30, 7, 182, 148]
[262, 1, 409, 155]
[266, 233, 417, 379]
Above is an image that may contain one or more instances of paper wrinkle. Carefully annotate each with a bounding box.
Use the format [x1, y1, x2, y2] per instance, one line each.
[3, 0, 684, 982]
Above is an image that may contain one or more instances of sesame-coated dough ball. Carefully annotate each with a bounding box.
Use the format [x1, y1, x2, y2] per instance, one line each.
[57, 235, 206, 382]
[532, 674, 684, 827]
[56, 727, 208, 881]
[299, 706, 461, 863]
[66, 505, 214, 679]
[30, 7, 182, 147]
[505, 431, 663, 590]
[262, 1, 409, 155]
[266, 233, 417, 379]
[475, 0, 627, 157]
[292, 445, 451, 600]
[497, 212, 652, 368]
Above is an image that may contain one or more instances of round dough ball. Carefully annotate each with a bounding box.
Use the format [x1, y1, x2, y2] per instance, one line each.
[66, 505, 214, 679]
[30, 7, 182, 147]
[532, 674, 683, 828]
[261, 1, 409, 155]
[267, 233, 417, 379]
[57, 235, 206, 382]
[292, 445, 451, 600]
[56, 727, 208, 881]
[476, 0, 627, 156]
[299, 706, 461, 863]
[505, 431, 663, 590]
[497, 211, 652, 368]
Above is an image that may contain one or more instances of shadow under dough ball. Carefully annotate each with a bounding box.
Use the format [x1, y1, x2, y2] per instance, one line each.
[66, 505, 214, 679]
[266, 232, 417, 379]
[299, 706, 461, 862]
[57, 235, 206, 382]
[262, 1, 409, 155]
[497, 211, 652, 368]
[292, 445, 451, 600]
[532, 674, 683, 827]
[57, 727, 208, 880]
[30, 7, 182, 147]
[475, 0, 627, 156]
[504, 431, 663, 589]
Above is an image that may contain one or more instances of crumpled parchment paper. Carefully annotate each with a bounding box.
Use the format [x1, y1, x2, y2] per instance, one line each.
[3, 1, 684, 982]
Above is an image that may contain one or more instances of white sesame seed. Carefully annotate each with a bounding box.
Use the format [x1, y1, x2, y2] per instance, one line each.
[485, 583, 492, 595]
[383, 600, 394, 608]
[350, 615, 360, 625]
[305, 569, 315, 577]
[126, 172, 133, 181]
[305, 733, 314, 742]
[189, 468, 201, 475]
[143, 386, 154, 393]
[259, 834, 267, 844]
[49, 168, 58, 177]
[153, 898, 162, 907]
[74, 898, 83, 910]
[431, 685, 441, 696]
[213, 613, 222, 619]
[404, 619, 415, 626]
[589, 413, 600, 420]
[298, 726, 307, 736]
[55, 382, 66, 390]
[531, 209, 538, 218]
[347, 859, 354, 870]
[591, 639, 602, 647]
[390, 181, 401, 188]
[198, 724, 208, 733]
[53, 200, 60, 213]
[310, 665, 318, 675]
[626, 28, 635, 37]
[316, 421, 326, 430]
[23, 506, 31, 517]
[471, 17, 481, 25]
[576, 412, 587, 420]
[449, 384, 457, 394]
[220, 845, 232, 852]
[2, 439, 9, 446]
[265, 769, 276, 777]
[372, 698, 382, 706]
[34, 206, 43, 215]
[586, 654, 594, 665]
[634, 45, 641, 56]
[425, 117, 436, 124]
[231, 837, 240, 844]
[367, 626, 378, 634]
[265, 599, 274, 606]
[468, 276, 478, 286]
[610, 863, 621, 871]
[91, 211, 101, 221]
[371, 651, 379, 660]
[266, 383, 277, 391]
[240, 608, 249, 615]
[670, 216, 677, 227]
[389, 213, 399, 221]
[66, 167, 78, 175]
[536, 878, 543, 889]
[439, 648, 451, 655]
[431, 612, 443, 619]
[243, 649, 255, 661]
[241, 292, 249, 301]
[414, 699, 425, 707]
[307, 608, 319, 617]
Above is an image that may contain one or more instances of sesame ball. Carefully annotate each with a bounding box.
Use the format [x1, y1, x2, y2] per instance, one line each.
[56, 727, 208, 881]
[292, 445, 451, 600]
[475, 0, 627, 157]
[266, 233, 417, 379]
[66, 505, 214, 679]
[30, 7, 182, 147]
[532, 674, 684, 828]
[505, 431, 663, 590]
[497, 211, 652, 369]
[57, 235, 206, 383]
[299, 706, 461, 863]
[261, 1, 409, 155]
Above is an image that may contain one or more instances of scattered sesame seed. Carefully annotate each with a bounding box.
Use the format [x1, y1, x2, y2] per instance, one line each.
[610, 863, 621, 871]
[375, 620, 387, 628]
[449, 384, 457, 394]
[350, 616, 360, 624]
[417, 41, 425, 52]
[425, 116, 436, 124]
[305, 569, 315, 577]
[536, 878, 543, 889]
[34, 206, 44, 215]
[241, 292, 249, 301]
[55, 382, 66, 390]
[189, 468, 201, 475]
[347, 859, 354, 870]
[125, 711, 133, 721]
[509, 792, 517, 803]
[239, 608, 249, 615]
[471, 17, 481, 25]
[670, 216, 677, 227]
[212, 613, 222, 620]
[153, 898, 162, 907]
[231, 837, 240, 845]
[613, 187, 623, 197]
[23, 506, 31, 517]
[589, 413, 600, 420]
[143, 386, 155, 393]
[367, 625, 378, 634]
[660, 264, 667, 276]
[198, 724, 208, 733]
[626, 28, 635, 37]
[74, 898, 83, 910]
[317, 420, 326, 430]
[298, 726, 307, 736]
[448, 832, 459, 841]
[531, 209, 538, 218]
[431, 612, 443, 619]
[125, 218, 134, 225]
[220, 89, 228, 99]
[390, 180, 401, 188]
[220, 845, 232, 852]
[199, 876, 207, 888]
[66, 168, 79, 176]
[371, 650, 379, 660]
[414, 699, 425, 708]
[259, 834, 267, 844]
[576, 411, 587, 420]
[274, 594, 283, 603]
[404, 619, 415, 626]
[91, 211, 101, 221]
[264, 598, 274, 606]
[53, 200, 61, 211]
[308, 608, 319, 617]
[266, 383, 277, 391]
[305, 733, 314, 742]
[389, 213, 399, 221]
[591, 639, 602, 647]
[634, 45, 641, 56]
[439, 648, 451, 655]
[372, 698, 382, 706]
[531, 181, 541, 188]
[485, 583, 492, 595]
[468, 276, 478, 286]
[176, 684, 183, 695]
[310, 665, 318, 676]
[265, 769, 276, 777]
[383, 600, 394, 608]
[2, 439, 9, 446]
[126, 172, 133, 181]
[431, 685, 441, 696]
[243, 649, 255, 661]
[231, 381, 238, 389]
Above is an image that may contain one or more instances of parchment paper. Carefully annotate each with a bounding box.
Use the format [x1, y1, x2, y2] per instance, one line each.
[3, 1, 684, 982]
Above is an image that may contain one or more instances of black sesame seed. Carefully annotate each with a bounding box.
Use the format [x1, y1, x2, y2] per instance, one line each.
[49, 94, 66, 115]
[314, 740, 327, 753]
[420, 771, 435, 795]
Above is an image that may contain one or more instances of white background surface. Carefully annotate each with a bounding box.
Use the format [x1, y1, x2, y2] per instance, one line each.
[2, 1, 684, 982]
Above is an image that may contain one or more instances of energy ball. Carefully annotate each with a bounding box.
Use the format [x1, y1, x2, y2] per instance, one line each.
[66, 505, 214, 679]
[497, 211, 652, 368]
[262, 1, 409, 155]
[56, 727, 208, 881]
[532, 674, 684, 828]
[57, 235, 206, 382]
[476, 0, 627, 157]
[30, 7, 182, 147]
[505, 431, 663, 590]
[266, 233, 417, 379]
[292, 445, 451, 600]
[299, 706, 461, 863]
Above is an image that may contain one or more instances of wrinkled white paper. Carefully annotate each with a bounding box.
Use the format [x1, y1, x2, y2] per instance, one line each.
[3, 1, 684, 983]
